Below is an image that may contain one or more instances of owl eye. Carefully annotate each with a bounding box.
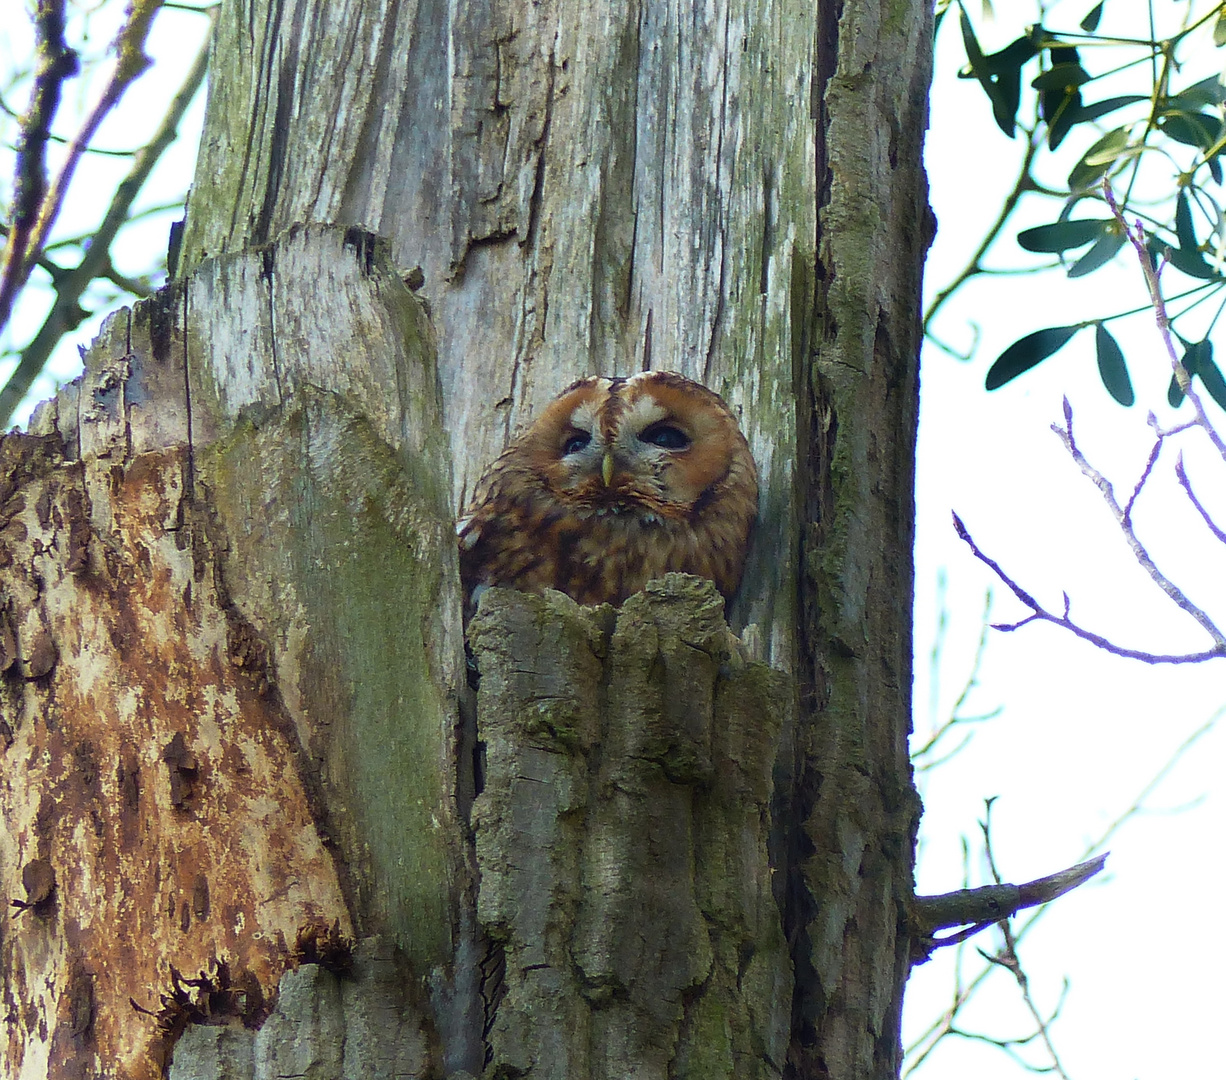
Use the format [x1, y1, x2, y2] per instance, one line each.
[639, 424, 690, 450]
[562, 431, 592, 455]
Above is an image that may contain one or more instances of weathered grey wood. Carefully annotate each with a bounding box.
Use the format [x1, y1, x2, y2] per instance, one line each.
[469, 577, 791, 1079]
[790, 2, 932, 1072]
[180, 0, 814, 666]
[166, 939, 432, 1080]
[185, 226, 466, 967]
[6, 226, 472, 1078]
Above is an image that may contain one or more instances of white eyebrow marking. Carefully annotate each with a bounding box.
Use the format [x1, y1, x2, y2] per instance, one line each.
[569, 398, 602, 431]
[621, 395, 667, 434]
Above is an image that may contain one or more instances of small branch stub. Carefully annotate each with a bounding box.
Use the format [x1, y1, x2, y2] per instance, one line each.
[910, 853, 1107, 963]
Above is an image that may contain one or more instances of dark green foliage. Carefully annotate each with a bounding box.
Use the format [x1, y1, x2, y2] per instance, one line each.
[1095, 323, 1134, 405]
[956, 5, 1038, 138]
[938, 3, 1226, 407]
[1069, 231, 1127, 277]
[985, 326, 1083, 390]
[1067, 127, 1130, 192]
[1169, 338, 1226, 409]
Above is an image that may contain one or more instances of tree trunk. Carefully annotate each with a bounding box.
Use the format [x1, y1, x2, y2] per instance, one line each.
[0, 0, 931, 1077]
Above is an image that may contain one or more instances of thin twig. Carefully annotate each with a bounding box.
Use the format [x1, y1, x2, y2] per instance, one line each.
[924, 125, 1043, 333]
[0, 0, 77, 333]
[1103, 180, 1226, 462]
[980, 808, 1072, 1080]
[914, 590, 1002, 766]
[9, 1, 161, 311]
[1051, 399, 1226, 648]
[905, 708, 1223, 1074]
[0, 16, 212, 426]
[1175, 452, 1226, 547]
[983, 924, 1072, 1080]
[1123, 433, 1162, 525]
[953, 510, 1226, 663]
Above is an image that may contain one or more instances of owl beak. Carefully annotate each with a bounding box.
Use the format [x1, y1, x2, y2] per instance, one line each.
[601, 451, 615, 487]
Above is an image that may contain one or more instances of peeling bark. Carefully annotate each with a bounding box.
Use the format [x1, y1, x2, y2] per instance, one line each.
[1, 402, 350, 1077]
[3, 227, 468, 1078]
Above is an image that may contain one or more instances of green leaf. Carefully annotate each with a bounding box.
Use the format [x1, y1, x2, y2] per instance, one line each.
[1040, 54, 1085, 150]
[957, 3, 1007, 132]
[1175, 189, 1198, 253]
[1045, 94, 1082, 150]
[957, 3, 988, 77]
[1172, 74, 1226, 106]
[1017, 219, 1110, 253]
[986, 326, 1083, 390]
[1048, 93, 1146, 151]
[1066, 94, 1148, 124]
[982, 36, 1038, 134]
[1167, 339, 1222, 407]
[1068, 127, 1131, 191]
[1169, 75, 1226, 110]
[1081, 1, 1104, 32]
[1216, 6, 1226, 47]
[1164, 245, 1221, 280]
[1031, 63, 1092, 92]
[1094, 323, 1133, 405]
[1068, 230, 1126, 277]
[1196, 340, 1226, 410]
[1162, 200, 1219, 280]
[956, 8, 1037, 137]
[1159, 110, 1224, 149]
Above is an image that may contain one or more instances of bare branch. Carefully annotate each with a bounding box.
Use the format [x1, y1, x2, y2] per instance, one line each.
[1123, 432, 1162, 525]
[5, 2, 160, 318]
[911, 854, 1107, 949]
[0, 18, 212, 426]
[1176, 452, 1226, 547]
[905, 708, 1222, 1073]
[953, 512, 1226, 663]
[0, 0, 78, 332]
[1051, 401, 1226, 650]
[986, 922, 1073, 1080]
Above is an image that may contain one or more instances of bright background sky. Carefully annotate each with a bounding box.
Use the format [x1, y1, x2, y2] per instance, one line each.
[910, 3, 1225, 1076]
[2, 2, 1223, 1077]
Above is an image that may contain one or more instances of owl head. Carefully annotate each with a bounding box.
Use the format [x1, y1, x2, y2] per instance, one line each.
[459, 372, 757, 607]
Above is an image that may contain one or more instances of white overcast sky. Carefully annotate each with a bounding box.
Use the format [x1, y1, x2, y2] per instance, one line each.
[911, 3, 1225, 1077]
[3, 2, 1223, 1078]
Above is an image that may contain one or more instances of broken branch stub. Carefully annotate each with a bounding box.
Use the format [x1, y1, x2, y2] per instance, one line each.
[468, 575, 792, 1080]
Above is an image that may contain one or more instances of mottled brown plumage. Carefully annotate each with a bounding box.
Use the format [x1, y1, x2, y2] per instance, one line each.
[458, 372, 757, 608]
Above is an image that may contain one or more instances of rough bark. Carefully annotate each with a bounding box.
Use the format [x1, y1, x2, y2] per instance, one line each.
[3, 226, 466, 1079]
[0, 0, 932, 1076]
[469, 579, 791, 1078]
[789, 3, 933, 1074]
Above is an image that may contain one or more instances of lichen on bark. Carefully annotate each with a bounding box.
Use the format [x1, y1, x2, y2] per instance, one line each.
[469, 575, 792, 1079]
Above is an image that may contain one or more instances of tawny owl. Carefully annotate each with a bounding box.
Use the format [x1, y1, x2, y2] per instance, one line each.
[458, 372, 758, 609]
